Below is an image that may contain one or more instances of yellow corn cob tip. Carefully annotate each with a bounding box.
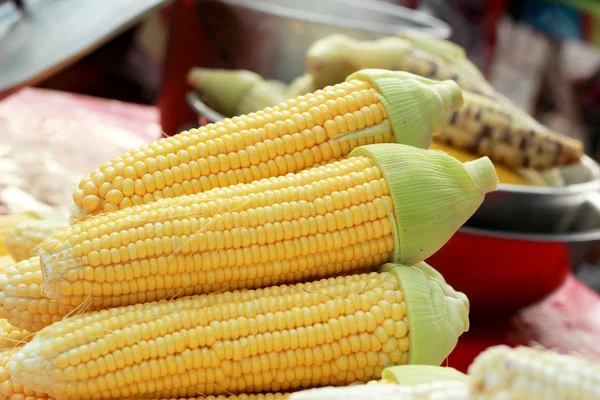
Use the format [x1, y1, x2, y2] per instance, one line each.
[383, 262, 469, 366]
[381, 364, 469, 385]
[187, 68, 263, 117]
[351, 143, 497, 264]
[346, 69, 463, 149]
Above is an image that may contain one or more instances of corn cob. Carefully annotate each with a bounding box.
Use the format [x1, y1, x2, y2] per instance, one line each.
[9, 262, 470, 399]
[0, 344, 291, 400]
[0, 348, 50, 400]
[1, 211, 65, 257]
[0, 256, 90, 333]
[305, 34, 495, 100]
[187, 68, 289, 117]
[469, 345, 600, 399]
[17, 144, 495, 332]
[0, 319, 31, 350]
[305, 34, 584, 170]
[6, 219, 69, 262]
[440, 91, 582, 170]
[72, 70, 463, 218]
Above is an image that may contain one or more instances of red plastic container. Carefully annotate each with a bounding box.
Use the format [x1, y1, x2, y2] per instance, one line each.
[427, 227, 595, 316]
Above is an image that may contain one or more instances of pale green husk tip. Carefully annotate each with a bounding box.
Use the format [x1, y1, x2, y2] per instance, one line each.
[381, 365, 469, 385]
[383, 262, 470, 366]
[187, 68, 262, 117]
[350, 143, 497, 265]
[463, 157, 498, 194]
[346, 69, 463, 149]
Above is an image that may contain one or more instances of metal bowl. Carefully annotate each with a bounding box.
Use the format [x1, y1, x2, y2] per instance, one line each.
[196, 0, 450, 83]
[188, 92, 600, 235]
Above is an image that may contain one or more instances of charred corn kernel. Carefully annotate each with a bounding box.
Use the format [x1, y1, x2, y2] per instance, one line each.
[36, 144, 494, 328]
[429, 140, 530, 186]
[0, 348, 50, 400]
[72, 70, 464, 218]
[9, 262, 470, 399]
[187, 68, 289, 116]
[469, 345, 600, 400]
[442, 91, 583, 170]
[0, 319, 31, 349]
[6, 220, 69, 262]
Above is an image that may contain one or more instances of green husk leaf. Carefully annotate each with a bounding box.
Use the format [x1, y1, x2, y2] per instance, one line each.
[381, 365, 469, 385]
[383, 262, 470, 366]
[286, 74, 317, 98]
[347, 69, 463, 149]
[351, 143, 497, 264]
[237, 81, 288, 115]
[186, 68, 262, 117]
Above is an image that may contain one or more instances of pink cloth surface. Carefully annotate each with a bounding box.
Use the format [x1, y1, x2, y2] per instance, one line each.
[448, 274, 600, 372]
[0, 87, 161, 214]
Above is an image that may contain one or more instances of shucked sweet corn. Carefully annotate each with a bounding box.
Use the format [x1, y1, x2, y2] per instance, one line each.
[71, 70, 463, 218]
[0, 143, 497, 332]
[9, 262, 470, 399]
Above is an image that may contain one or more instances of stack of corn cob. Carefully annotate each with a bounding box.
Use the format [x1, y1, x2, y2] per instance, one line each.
[0, 66, 593, 400]
[187, 34, 585, 188]
[0, 70, 488, 399]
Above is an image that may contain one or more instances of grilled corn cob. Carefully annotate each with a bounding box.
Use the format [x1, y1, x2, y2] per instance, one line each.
[187, 68, 289, 117]
[469, 345, 600, 399]
[72, 69, 463, 218]
[441, 91, 582, 170]
[305, 34, 584, 170]
[9, 262, 470, 399]
[21, 144, 495, 331]
[6, 219, 69, 262]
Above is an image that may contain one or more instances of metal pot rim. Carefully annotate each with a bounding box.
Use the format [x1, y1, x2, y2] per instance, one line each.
[459, 225, 600, 243]
[212, 0, 451, 38]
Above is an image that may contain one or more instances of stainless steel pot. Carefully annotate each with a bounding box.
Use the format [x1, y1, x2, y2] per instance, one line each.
[196, 0, 450, 83]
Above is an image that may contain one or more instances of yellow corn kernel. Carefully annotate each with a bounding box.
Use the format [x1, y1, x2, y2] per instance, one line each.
[6, 220, 69, 262]
[9, 263, 470, 400]
[0, 348, 50, 400]
[33, 144, 494, 332]
[0, 257, 93, 333]
[71, 71, 464, 218]
[0, 319, 32, 350]
[469, 345, 600, 399]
